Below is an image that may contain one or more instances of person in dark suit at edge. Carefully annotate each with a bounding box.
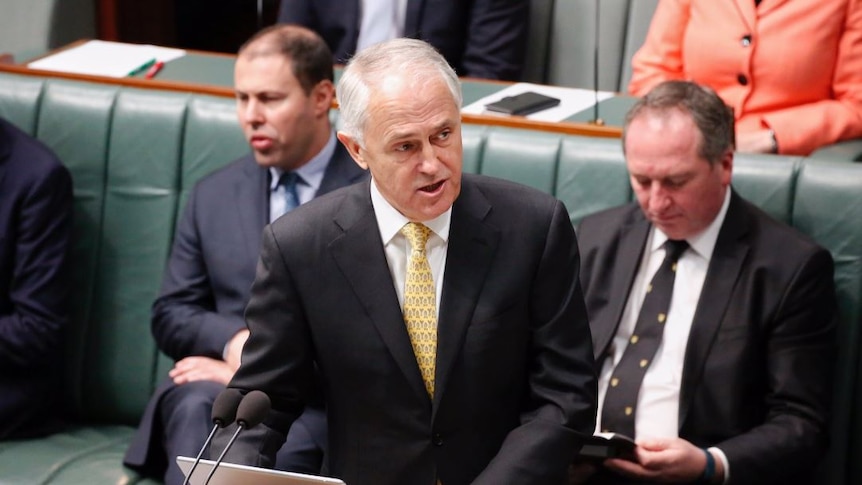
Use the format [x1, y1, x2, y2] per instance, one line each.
[123, 25, 367, 485]
[277, 0, 529, 81]
[212, 37, 597, 485]
[573, 80, 836, 484]
[0, 117, 73, 441]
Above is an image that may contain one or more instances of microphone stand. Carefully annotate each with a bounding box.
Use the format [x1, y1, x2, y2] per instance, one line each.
[202, 424, 245, 485]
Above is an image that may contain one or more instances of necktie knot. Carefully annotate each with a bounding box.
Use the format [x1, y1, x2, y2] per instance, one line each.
[663, 239, 689, 262]
[401, 222, 432, 252]
[277, 171, 301, 191]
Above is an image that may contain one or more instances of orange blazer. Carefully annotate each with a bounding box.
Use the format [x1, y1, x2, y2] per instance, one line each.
[629, 0, 862, 155]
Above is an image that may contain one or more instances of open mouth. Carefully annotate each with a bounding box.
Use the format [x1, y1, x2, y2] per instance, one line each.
[419, 180, 444, 193]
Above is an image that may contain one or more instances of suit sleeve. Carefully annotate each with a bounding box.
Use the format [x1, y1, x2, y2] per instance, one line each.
[762, 0, 862, 155]
[628, 0, 690, 96]
[474, 201, 598, 484]
[214, 225, 315, 467]
[459, 0, 529, 80]
[0, 162, 73, 369]
[718, 248, 836, 483]
[151, 188, 246, 361]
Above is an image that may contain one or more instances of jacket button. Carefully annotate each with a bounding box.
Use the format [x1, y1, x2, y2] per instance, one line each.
[433, 433, 444, 446]
[741, 35, 752, 47]
[737, 74, 748, 85]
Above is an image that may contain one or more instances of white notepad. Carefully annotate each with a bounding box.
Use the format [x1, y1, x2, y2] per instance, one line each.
[28, 40, 186, 78]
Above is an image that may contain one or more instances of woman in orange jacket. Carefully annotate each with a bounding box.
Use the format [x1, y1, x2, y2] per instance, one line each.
[629, 0, 862, 155]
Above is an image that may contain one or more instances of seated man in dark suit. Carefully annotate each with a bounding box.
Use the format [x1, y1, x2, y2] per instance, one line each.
[123, 25, 367, 485]
[574, 81, 836, 484]
[278, 0, 529, 81]
[0, 116, 73, 440]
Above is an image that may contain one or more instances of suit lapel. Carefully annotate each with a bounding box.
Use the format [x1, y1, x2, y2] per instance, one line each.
[593, 214, 651, 361]
[329, 180, 429, 400]
[678, 192, 751, 426]
[433, 183, 498, 411]
[235, 155, 268, 261]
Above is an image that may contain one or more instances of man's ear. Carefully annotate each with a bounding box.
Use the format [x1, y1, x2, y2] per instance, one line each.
[311, 79, 335, 117]
[337, 131, 368, 170]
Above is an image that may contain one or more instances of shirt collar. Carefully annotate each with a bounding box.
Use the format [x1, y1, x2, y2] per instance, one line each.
[370, 178, 452, 245]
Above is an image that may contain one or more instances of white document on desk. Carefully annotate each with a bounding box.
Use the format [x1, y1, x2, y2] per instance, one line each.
[461, 82, 614, 122]
[28, 40, 186, 78]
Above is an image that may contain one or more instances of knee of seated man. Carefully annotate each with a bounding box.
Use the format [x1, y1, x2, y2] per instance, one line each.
[161, 381, 226, 421]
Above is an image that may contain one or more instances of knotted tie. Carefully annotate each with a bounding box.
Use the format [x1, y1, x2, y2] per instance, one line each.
[271, 172, 301, 222]
[600, 239, 689, 438]
[400, 222, 437, 397]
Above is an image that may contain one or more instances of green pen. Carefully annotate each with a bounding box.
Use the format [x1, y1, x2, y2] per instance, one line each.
[127, 58, 157, 77]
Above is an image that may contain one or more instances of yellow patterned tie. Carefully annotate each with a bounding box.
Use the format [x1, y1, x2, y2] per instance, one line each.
[401, 222, 437, 397]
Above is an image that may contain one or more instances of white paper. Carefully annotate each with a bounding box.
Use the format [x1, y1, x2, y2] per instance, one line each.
[461, 82, 614, 122]
[28, 40, 186, 78]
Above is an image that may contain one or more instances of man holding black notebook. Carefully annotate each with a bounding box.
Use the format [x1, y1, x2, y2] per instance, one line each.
[574, 81, 836, 484]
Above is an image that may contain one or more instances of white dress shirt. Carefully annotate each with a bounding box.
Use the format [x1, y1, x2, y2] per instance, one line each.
[356, 0, 409, 51]
[370, 178, 450, 312]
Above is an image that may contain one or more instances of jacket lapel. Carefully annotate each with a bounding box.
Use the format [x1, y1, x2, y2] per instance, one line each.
[329, 180, 429, 400]
[593, 214, 651, 361]
[433, 183, 498, 411]
[235, 155, 268, 263]
[678, 192, 751, 426]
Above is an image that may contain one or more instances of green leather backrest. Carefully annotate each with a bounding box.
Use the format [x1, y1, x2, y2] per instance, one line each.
[480, 127, 560, 194]
[730, 153, 802, 223]
[82, 88, 188, 424]
[0, 73, 45, 134]
[557, 135, 632, 226]
[795, 161, 862, 485]
[34, 80, 118, 420]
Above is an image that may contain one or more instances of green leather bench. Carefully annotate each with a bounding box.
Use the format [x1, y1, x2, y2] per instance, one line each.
[1, 70, 861, 484]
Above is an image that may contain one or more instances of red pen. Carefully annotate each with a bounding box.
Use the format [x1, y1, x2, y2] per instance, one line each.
[144, 61, 165, 79]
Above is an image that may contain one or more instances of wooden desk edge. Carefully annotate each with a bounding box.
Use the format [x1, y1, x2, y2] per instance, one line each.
[0, 63, 622, 138]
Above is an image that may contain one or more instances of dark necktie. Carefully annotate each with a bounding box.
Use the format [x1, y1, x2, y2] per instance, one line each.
[272, 172, 301, 221]
[600, 239, 689, 438]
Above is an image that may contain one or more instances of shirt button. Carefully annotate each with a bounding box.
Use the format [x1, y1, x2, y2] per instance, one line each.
[741, 34, 752, 47]
[737, 74, 749, 86]
[433, 433, 444, 446]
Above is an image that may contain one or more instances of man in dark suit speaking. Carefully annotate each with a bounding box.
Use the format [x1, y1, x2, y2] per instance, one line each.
[575, 81, 836, 484]
[123, 25, 367, 484]
[216, 38, 597, 485]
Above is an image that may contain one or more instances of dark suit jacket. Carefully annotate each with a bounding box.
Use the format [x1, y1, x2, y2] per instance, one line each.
[577, 191, 836, 485]
[0, 118, 73, 440]
[124, 143, 366, 472]
[278, 0, 528, 81]
[219, 174, 597, 485]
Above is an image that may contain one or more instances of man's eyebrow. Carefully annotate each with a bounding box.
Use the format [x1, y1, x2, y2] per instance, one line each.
[388, 120, 454, 141]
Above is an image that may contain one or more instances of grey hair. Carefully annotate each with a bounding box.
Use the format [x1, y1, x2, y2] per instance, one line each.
[337, 38, 462, 146]
[623, 80, 735, 164]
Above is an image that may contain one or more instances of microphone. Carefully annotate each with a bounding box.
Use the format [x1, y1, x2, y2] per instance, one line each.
[591, 0, 604, 126]
[180, 388, 244, 485]
[203, 390, 272, 485]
